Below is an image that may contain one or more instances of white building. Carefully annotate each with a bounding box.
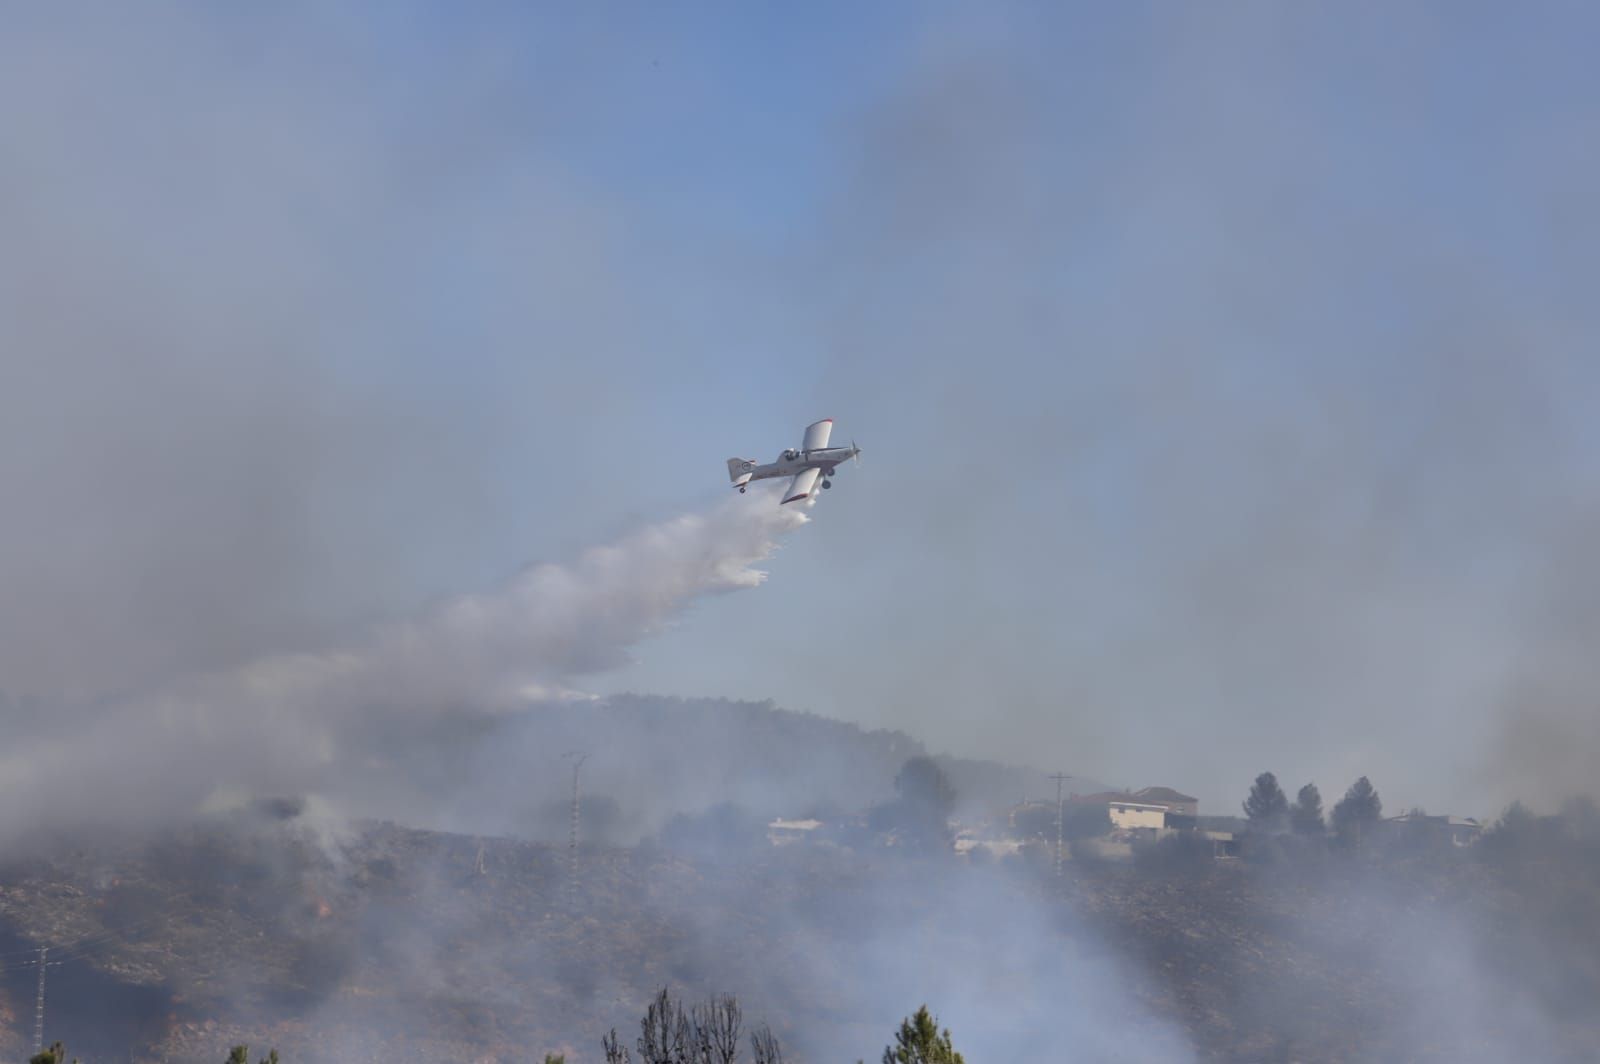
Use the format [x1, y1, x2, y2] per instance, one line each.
[1071, 788, 1198, 831]
[1107, 800, 1169, 831]
[766, 818, 822, 846]
[953, 833, 1023, 860]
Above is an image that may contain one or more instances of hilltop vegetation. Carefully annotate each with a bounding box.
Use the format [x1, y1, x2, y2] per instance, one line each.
[395, 695, 1078, 845]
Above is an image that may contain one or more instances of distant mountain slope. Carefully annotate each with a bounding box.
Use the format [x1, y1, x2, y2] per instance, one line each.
[390, 694, 1094, 842]
[931, 754, 1112, 819]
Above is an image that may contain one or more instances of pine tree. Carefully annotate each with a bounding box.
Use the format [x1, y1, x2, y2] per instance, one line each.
[1290, 783, 1325, 835]
[1242, 772, 1289, 831]
[224, 1047, 279, 1064]
[882, 1005, 965, 1064]
[892, 758, 958, 849]
[1331, 776, 1382, 843]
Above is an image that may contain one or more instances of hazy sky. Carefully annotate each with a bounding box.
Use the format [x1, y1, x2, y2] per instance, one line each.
[3, 3, 1598, 818]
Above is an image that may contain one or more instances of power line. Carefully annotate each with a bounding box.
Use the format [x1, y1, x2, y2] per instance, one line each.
[3, 908, 180, 1052]
[41, 913, 171, 965]
[4, 910, 172, 970]
[0, 940, 57, 958]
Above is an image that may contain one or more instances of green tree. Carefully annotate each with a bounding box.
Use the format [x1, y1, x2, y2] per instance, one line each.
[544, 1056, 567, 1064]
[1010, 800, 1109, 841]
[1497, 800, 1536, 835]
[30, 1042, 76, 1064]
[1243, 772, 1289, 831]
[896, 758, 956, 819]
[225, 1047, 279, 1064]
[1562, 794, 1600, 844]
[882, 1005, 965, 1064]
[1480, 800, 1539, 861]
[1063, 801, 1112, 841]
[1331, 776, 1382, 844]
[870, 758, 958, 851]
[1290, 783, 1325, 835]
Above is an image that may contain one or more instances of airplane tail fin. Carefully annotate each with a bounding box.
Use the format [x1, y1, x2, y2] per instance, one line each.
[727, 458, 756, 486]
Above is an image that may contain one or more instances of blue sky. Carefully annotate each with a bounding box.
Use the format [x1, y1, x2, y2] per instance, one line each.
[3, 3, 1599, 814]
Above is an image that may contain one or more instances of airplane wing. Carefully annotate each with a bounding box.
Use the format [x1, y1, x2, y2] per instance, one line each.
[781, 467, 822, 505]
[801, 418, 834, 452]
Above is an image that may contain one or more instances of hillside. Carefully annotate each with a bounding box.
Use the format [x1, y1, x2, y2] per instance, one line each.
[364, 694, 1094, 844]
[3, 808, 1598, 1063]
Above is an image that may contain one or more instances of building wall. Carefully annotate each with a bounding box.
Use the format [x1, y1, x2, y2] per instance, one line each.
[1108, 803, 1167, 830]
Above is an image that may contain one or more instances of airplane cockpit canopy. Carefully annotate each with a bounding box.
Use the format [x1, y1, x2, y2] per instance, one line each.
[782, 448, 799, 460]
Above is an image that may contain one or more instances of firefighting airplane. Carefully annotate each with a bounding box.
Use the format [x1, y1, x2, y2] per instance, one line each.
[726, 418, 861, 504]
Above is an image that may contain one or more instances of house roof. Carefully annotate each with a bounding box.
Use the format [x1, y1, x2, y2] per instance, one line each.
[1133, 786, 1198, 803]
[1075, 793, 1177, 809]
[1070, 791, 1138, 805]
[1384, 813, 1482, 829]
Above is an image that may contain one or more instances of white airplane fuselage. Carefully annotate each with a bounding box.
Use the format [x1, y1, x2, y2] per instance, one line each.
[727, 418, 859, 503]
[735, 445, 857, 487]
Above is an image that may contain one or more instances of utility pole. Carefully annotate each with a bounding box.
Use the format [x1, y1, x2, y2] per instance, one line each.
[1050, 773, 1072, 878]
[33, 946, 46, 1054]
[564, 751, 588, 900]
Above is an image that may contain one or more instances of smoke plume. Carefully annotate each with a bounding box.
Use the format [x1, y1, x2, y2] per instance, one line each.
[0, 494, 807, 844]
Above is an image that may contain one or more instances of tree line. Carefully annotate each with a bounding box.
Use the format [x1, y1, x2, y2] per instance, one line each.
[27, 1047, 279, 1064]
[1242, 771, 1382, 842]
[600, 988, 965, 1064]
[28, 996, 967, 1064]
[26, 993, 968, 1064]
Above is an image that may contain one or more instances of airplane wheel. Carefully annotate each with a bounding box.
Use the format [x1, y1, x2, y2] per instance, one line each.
[822, 480, 832, 489]
[738, 486, 746, 494]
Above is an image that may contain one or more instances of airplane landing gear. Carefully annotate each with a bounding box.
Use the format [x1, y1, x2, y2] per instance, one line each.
[822, 479, 832, 489]
[738, 486, 746, 493]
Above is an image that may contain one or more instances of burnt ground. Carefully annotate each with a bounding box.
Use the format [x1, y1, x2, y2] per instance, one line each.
[0, 821, 1596, 1063]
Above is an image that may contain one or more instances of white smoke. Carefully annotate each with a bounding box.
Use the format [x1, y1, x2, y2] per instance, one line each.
[0, 492, 808, 844]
